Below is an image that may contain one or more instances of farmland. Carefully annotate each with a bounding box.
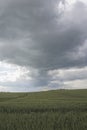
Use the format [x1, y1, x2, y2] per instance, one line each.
[0, 89, 87, 130]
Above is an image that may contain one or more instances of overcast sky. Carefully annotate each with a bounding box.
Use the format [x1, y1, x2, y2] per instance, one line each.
[0, 0, 87, 92]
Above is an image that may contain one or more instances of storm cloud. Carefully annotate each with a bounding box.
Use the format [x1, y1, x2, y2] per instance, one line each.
[0, 0, 87, 91]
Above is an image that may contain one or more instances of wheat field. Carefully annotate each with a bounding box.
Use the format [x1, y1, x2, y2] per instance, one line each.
[0, 89, 87, 130]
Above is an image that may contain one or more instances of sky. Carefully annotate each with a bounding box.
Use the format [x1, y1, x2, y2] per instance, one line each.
[0, 0, 87, 92]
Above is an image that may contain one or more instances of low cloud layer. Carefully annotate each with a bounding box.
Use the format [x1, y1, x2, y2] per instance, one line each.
[0, 0, 87, 91]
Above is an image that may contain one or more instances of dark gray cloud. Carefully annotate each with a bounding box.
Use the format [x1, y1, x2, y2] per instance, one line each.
[0, 0, 86, 69]
[0, 0, 87, 90]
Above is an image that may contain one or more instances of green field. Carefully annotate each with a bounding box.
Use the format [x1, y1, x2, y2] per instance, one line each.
[0, 89, 87, 130]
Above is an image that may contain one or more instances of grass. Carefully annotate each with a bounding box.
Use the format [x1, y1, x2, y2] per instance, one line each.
[0, 89, 87, 130]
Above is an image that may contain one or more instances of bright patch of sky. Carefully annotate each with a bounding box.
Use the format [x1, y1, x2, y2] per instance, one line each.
[58, 0, 87, 13]
[48, 67, 87, 90]
[0, 61, 30, 82]
[0, 61, 33, 92]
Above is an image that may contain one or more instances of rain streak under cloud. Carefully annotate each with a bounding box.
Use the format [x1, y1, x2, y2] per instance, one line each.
[0, 0, 87, 91]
